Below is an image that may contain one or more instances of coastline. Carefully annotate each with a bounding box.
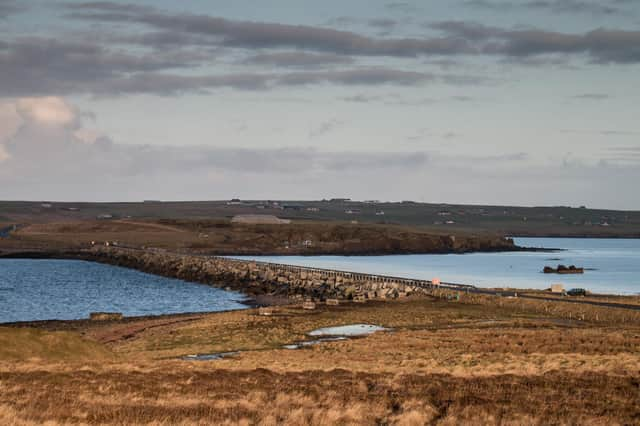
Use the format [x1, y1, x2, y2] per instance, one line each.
[3, 245, 640, 319]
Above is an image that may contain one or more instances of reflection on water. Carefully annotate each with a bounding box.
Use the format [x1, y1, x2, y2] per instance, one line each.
[308, 324, 388, 337]
[182, 352, 238, 361]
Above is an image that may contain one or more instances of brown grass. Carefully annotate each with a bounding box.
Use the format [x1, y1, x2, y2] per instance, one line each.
[2, 296, 639, 424]
[0, 366, 638, 425]
[0, 327, 115, 363]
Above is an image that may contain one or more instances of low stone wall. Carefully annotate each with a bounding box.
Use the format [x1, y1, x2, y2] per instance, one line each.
[82, 247, 443, 301]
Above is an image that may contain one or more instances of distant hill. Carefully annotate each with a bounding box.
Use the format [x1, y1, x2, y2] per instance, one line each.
[0, 200, 639, 237]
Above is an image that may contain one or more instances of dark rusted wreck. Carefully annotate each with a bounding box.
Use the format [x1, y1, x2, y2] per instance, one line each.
[543, 265, 584, 274]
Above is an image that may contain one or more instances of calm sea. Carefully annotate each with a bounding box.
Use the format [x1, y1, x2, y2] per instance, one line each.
[233, 238, 640, 295]
[2, 238, 639, 323]
[0, 259, 249, 323]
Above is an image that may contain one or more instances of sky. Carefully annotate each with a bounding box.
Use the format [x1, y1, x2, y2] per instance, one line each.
[0, 0, 639, 208]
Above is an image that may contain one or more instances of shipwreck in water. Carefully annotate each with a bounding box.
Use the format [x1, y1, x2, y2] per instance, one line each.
[543, 264, 584, 274]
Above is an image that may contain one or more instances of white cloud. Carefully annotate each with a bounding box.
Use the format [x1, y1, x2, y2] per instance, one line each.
[15, 97, 77, 126]
[0, 144, 9, 162]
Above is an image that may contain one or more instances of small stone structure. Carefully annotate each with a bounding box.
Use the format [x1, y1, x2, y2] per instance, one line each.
[258, 307, 275, 316]
[89, 312, 123, 321]
[302, 300, 317, 310]
[550, 283, 565, 293]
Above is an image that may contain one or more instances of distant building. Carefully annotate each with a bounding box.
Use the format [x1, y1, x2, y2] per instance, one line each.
[550, 284, 564, 293]
[437, 211, 452, 216]
[41, 203, 52, 208]
[345, 209, 361, 215]
[375, 211, 385, 216]
[306, 207, 320, 212]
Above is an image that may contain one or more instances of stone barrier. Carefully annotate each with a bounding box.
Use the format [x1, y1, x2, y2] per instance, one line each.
[83, 247, 448, 302]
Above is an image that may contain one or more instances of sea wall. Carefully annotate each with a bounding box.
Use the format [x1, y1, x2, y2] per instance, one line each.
[81, 247, 446, 301]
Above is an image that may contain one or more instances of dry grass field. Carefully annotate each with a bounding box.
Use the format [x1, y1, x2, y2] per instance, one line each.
[2, 296, 639, 425]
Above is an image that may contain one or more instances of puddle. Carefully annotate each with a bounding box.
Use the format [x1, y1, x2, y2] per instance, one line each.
[283, 337, 347, 350]
[182, 351, 238, 361]
[308, 324, 387, 337]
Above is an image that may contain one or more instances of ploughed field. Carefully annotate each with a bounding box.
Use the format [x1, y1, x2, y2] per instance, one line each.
[2, 295, 639, 425]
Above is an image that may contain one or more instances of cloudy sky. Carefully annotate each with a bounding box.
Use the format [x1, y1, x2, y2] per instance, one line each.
[1, 0, 639, 208]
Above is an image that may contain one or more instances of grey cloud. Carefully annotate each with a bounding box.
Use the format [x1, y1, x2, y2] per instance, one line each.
[339, 94, 477, 106]
[97, 68, 436, 96]
[570, 93, 610, 100]
[525, 1, 620, 15]
[0, 34, 447, 96]
[368, 19, 398, 29]
[93, 73, 271, 96]
[325, 16, 358, 27]
[385, 2, 420, 14]
[309, 119, 343, 138]
[432, 22, 640, 63]
[339, 94, 390, 103]
[430, 21, 503, 40]
[464, 0, 627, 15]
[66, 2, 151, 11]
[560, 129, 640, 136]
[603, 147, 640, 164]
[609, 146, 640, 152]
[65, 2, 640, 64]
[277, 69, 434, 86]
[0, 37, 210, 96]
[0, 0, 26, 19]
[65, 4, 473, 57]
[321, 151, 428, 171]
[242, 51, 354, 68]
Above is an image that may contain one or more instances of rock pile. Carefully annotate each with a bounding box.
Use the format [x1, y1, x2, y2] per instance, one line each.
[82, 247, 436, 302]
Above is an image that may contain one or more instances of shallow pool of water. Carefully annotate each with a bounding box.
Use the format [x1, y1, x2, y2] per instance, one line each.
[182, 352, 238, 361]
[308, 324, 387, 337]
